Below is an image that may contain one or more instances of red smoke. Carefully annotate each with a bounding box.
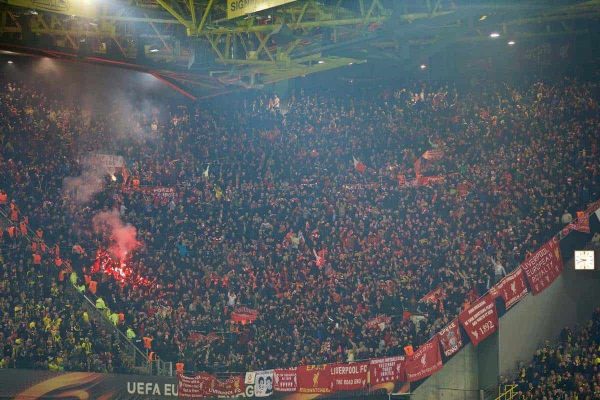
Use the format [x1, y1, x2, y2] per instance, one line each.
[92, 210, 141, 261]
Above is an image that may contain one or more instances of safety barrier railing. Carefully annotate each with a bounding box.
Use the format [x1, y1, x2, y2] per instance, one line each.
[495, 384, 519, 400]
[0, 205, 172, 376]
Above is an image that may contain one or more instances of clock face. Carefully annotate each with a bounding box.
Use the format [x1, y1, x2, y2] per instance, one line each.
[574, 250, 595, 270]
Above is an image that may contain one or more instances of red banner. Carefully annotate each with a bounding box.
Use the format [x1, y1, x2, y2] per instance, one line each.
[489, 267, 528, 310]
[568, 217, 590, 234]
[231, 307, 259, 324]
[416, 175, 445, 186]
[365, 315, 391, 330]
[178, 373, 245, 399]
[273, 368, 297, 392]
[188, 332, 219, 344]
[420, 286, 445, 303]
[520, 238, 563, 295]
[404, 337, 443, 382]
[437, 319, 463, 358]
[210, 375, 245, 397]
[297, 365, 332, 394]
[459, 294, 499, 346]
[178, 373, 213, 399]
[330, 362, 369, 391]
[368, 355, 405, 384]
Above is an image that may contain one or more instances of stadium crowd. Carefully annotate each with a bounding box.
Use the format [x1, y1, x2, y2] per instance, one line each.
[506, 308, 600, 399]
[0, 72, 599, 374]
[0, 235, 130, 372]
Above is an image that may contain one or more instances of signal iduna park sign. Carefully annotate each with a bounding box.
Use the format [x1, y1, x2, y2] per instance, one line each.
[227, 0, 296, 19]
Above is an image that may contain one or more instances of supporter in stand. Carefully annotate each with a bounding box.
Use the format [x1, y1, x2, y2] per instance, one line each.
[0, 74, 599, 374]
[506, 309, 600, 399]
[0, 238, 129, 373]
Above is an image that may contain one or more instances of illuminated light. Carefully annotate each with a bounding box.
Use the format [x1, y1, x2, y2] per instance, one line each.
[508, 40, 516, 46]
[318, 60, 325, 64]
[149, 48, 160, 53]
[420, 64, 427, 70]
[479, 15, 487, 21]
[110, 174, 117, 181]
[489, 32, 500, 38]
[348, 62, 353, 65]
[7, 60, 13, 64]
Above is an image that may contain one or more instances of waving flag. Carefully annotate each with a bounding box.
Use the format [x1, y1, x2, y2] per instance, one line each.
[353, 156, 366, 174]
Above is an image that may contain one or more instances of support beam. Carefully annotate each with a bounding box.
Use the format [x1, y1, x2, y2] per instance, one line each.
[155, 0, 192, 30]
[197, 0, 214, 33]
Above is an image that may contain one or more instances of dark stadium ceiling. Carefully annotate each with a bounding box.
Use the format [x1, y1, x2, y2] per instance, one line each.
[0, 0, 599, 99]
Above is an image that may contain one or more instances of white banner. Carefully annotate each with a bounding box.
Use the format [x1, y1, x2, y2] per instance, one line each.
[83, 153, 126, 173]
[254, 370, 273, 397]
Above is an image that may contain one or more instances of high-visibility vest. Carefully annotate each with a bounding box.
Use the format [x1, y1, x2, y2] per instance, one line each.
[33, 254, 41, 265]
[70, 272, 78, 286]
[404, 345, 414, 356]
[143, 336, 153, 349]
[133, 178, 140, 187]
[176, 362, 184, 373]
[89, 280, 97, 294]
[95, 297, 106, 310]
[126, 328, 136, 340]
[118, 312, 125, 323]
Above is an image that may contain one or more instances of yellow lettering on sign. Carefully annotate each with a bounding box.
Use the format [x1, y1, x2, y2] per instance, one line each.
[7, 0, 98, 18]
[227, 0, 297, 20]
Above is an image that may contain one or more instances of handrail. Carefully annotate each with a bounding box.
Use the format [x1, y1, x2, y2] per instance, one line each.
[495, 384, 518, 400]
[0, 205, 154, 374]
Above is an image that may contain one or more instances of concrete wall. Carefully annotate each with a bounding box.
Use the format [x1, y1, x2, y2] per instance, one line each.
[413, 246, 600, 400]
[498, 260, 600, 376]
[412, 343, 480, 400]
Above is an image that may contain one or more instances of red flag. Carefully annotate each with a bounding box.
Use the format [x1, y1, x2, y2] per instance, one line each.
[330, 362, 369, 391]
[369, 355, 405, 384]
[353, 156, 366, 174]
[520, 238, 563, 295]
[297, 365, 333, 394]
[365, 315, 391, 331]
[231, 307, 259, 324]
[458, 294, 499, 346]
[404, 337, 443, 382]
[438, 319, 463, 358]
[489, 267, 528, 310]
[422, 149, 444, 161]
[419, 286, 445, 304]
[414, 157, 422, 178]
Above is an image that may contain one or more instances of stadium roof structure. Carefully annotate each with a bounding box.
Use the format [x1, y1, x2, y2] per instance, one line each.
[0, 0, 599, 99]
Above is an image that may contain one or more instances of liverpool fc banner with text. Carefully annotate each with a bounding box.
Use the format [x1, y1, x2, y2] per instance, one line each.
[520, 238, 563, 295]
